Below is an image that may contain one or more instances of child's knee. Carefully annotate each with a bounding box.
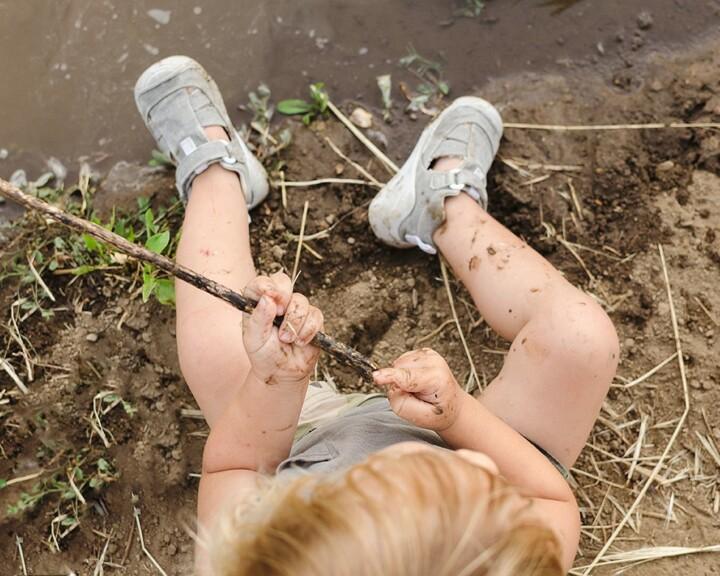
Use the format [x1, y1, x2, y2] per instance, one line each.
[549, 296, 619, 390]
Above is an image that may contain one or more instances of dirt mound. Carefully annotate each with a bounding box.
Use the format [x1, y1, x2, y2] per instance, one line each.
[2, 35, 720, 575]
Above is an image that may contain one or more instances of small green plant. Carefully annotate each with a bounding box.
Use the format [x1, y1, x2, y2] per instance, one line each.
[399, 45, 451, 114]
[148, 149, 173, 168]
[457, 0, 486, 17]
[277, 82, 329, 125]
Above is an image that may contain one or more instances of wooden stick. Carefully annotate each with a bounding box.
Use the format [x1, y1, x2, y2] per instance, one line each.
[0, 178, 378, 381]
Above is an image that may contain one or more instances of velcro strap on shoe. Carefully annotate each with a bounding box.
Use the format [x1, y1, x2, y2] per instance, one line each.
[176, 139, 242, 196]
[428, 164, 488, 209]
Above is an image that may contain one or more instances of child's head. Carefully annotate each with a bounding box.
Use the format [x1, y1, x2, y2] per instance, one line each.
[212, 445, 563, 576]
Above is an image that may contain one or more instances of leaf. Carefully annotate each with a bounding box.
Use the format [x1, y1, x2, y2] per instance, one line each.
[142, 276, 157, 304]
[145, 231, 170, 255]
[144, 208, 156, 236]
[309, 83, 328, 112]
[0, 479, 7, 490]
[82, 234, 100, 253]
[154, 278, 176, 306]
[277, 99, 313, 115]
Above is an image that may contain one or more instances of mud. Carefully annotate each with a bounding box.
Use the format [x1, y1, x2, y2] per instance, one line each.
[2, 12, 720, 576]
[1, 0, 720, 180]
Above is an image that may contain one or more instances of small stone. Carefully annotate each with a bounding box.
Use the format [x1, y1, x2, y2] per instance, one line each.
[649, 79, 663, 92]
[325, 214, 336, 225]
[0, 148, 8, 160]
[347, 237, 356, 245]
[193, 6, 202, 15]
[350, 107, 373, 129]
[690, 380, 702, 390]
[406, 278, 416, 289]
[637, 10, 653, 30]
[334, 163, 345, 175]
[623, 337, 635, 350]
[656, 160, 675, 173]
[271, 245, 286, 261]
[147, 9, 172, 25]
[86, 333, 99, 343]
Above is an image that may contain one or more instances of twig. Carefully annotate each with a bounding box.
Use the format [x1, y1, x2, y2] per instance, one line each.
[0, 179, 378, 381]
[504, 121, 720, 131]
[16, 535, 27, 576]
[120, 519, 136, 567]
[93, 534, 112, 576]
[414, 319, 455, 346]
[582, 244, 691, 574]
[0, 358, 28, 394]
[292, 201, 310, 284]
[133, 500, 168, 576]
[271, 177, 379, 189]
[324, 136, 382, 187]
[621, 352, 678, 389]
[27, 252, 55, 302]
[440, 259, 480, 391]
[327, 100, 400, 175]
[694, 296, 718, 326]
[279, 170, 287, 211]
[6, 469, 44, 487]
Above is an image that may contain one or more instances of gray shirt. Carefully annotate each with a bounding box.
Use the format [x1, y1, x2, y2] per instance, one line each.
[276, 397, 448, 478]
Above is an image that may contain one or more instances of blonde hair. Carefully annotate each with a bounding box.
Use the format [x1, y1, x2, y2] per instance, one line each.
[211, 449, 563, 576]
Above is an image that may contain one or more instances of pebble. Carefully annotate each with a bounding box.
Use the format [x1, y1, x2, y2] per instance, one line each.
[347, 237, 356, 245]
[147, 9, 172, 25]
[637, 11, 653, 30]
[86, 333, 99, 343]
[623, 337, 636, 351]
[0, 148, 8, 160]
[649, 79, 663, 92]
[656, 160, 675, 173]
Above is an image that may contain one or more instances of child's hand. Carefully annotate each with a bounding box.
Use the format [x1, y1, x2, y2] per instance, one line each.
[373, 348, 463, 432]
[243, 272, 324, 385]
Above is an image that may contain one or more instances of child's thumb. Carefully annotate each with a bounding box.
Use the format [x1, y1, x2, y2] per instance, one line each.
[246, 295, 277, 350]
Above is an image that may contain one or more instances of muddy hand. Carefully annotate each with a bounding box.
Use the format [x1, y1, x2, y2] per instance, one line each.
[243, 272, 324, 385]
[373, 348, 463, 432]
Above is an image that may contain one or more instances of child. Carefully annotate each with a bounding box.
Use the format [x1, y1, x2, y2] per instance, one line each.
[135, 57, 619, 575]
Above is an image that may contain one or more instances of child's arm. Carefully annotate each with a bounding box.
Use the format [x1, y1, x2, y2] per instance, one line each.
[196, 274, 324, 574]
[373, 348, 580, 571]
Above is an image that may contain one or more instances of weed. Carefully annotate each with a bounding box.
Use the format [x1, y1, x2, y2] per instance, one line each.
[148, 149, 173, 168]
[457, 0, 486, 18]
[277, 82, 330, 125]
[399, 45, 451, 114]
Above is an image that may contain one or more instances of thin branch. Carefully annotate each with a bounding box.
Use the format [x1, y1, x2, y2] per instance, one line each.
[0, 178, 378, 381]
[292, 201, 310, 285]
[328, 100, 400, 174]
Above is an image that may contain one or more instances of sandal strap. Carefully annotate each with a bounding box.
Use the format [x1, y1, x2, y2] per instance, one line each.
[175, 139, 246, 194]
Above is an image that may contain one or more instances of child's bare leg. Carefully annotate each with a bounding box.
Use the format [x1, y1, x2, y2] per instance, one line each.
[175, 127, 255, 426]
[433, 160, 619, 467]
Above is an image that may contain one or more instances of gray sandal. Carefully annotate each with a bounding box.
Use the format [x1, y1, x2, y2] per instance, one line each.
[134, 56, 269, 208]
[368, 97, 503, 254]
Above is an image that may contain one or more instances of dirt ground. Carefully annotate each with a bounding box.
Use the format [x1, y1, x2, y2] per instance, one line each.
[2, 32, 720, 576]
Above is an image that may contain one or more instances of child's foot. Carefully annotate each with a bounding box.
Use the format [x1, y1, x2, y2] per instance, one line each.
[134, 55, 269, 207]
[368, 97, 503, 254]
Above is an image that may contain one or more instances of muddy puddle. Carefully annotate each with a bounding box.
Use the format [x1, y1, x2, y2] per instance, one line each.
[0, 0, 718, 180]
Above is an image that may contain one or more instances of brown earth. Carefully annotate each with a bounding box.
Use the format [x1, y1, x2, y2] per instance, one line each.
[2, 33, 720, 576]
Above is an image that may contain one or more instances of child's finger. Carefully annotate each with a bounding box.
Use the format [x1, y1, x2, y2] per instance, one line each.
[244, 276, 284, 313]
[268, 271, 293, 313]
[386, 386, 435, 425]
[279, 293, 310, 344]
[373, 367, 426, 393]
[297, 307, 324, 346]
[244, 295, 277, 352]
